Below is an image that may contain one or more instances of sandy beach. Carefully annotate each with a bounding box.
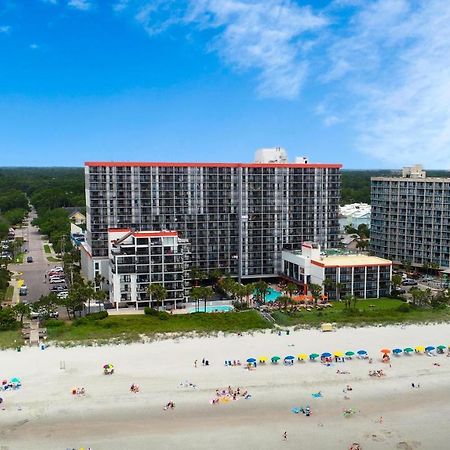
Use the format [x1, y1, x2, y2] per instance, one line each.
[1, 323, 450, 450]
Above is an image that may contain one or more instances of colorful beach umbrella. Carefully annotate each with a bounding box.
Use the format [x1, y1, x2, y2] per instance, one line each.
[285, 355, 295, 360]
[334, 351, 344, 357]
[345, 351, 355, 357]
[271, 356, 281, 362]
[309, 353, 320, 359]
[437, 345, 446, 350]
[425, 346, 435, 351]
[247, 358, 256, 363]
[357, 350, 367, 355]
[258, 356, 268, 362]
[404, 347, 414, 353]
[415, 346, 425, 352]
[297, 353, 308, 360]
[392, 348, 402, 354]
[321, 352, 332, 358]
[10, 377, 20, 384]
[380, 348, 391, 354]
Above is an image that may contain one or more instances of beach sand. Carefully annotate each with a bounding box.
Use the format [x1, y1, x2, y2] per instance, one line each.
[1, 323, 450, 450]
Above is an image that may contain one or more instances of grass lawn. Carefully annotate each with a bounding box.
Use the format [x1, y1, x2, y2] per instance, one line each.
[44, 244, 51, 254]
[0, 330, 24, 350]
[271, 298, 450, 327]
[47, 310, 272, 344]
[47, 256, 61, 262]
[3, 285, 14, 303]
[15, 253, 24, 264]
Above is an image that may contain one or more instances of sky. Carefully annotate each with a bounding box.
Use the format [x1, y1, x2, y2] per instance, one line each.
[0, 0, 449, 169]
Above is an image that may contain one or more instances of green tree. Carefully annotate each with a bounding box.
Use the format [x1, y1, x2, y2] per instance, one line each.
[201, 286, 215, 312]
[190, 266, 207, 287]
[409, 287, 425, 307]
[147, 283, 168, 310]
[309, 283, 322, 306]
[391, 274, 403, 292]
[322, 278, 334, 299]
[32, 293, 58, 319]
[0, 307, 19, 331]
[254, 281, 270, 303]
[336, 282, 345, 301]
[278, 295, 291, 312]
[12, 302, 31, 325]
[190, 286, 204, 312]
[242, 283, 255, 307]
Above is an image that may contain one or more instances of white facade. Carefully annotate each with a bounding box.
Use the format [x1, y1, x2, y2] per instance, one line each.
[108, 229, 191, 310]
[339, 203, 371, 229]
[282, 242, 392, 299]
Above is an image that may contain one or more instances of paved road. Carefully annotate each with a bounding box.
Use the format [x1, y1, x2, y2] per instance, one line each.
[10, 210, 56, 304]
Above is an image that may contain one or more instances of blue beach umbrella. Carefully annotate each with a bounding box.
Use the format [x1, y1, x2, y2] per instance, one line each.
[357, 350, 367, 355]
[425, 346, 435, 352]
[285, 355, 295, 360]
[321, 352, 332, 358]
[393, 348, 402, 354]
[247, 358, 256, 363]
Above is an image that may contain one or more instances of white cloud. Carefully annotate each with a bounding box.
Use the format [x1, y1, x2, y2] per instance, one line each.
[41, 0, 59, 4]
[113, 0, 130, 13]
[326, 0, 450, 167]
[185, 0, 328, 99]
[0, 25, 11, 34]
[67, 0, 93, 11]
[29, 43, 39, 49]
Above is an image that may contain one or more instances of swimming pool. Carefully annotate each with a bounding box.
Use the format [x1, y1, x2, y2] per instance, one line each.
[188, 305, 234, 313]
[254, 287, 282, 302]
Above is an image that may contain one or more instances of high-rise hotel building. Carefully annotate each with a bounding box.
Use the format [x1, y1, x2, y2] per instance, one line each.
[371, 165, 450, 268]
[81, 149, 341, 284]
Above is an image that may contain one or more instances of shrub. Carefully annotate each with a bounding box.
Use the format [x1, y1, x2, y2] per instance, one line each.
[396, 303, 412, 313]
[158, 311, 170, 320]
[232, 301, 249, 311]
[85, 311, 108, 320]
[144, 307, 159, 316]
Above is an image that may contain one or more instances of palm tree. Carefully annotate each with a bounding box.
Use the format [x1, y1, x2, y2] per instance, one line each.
[322, 278, 334, 299]
[147, 283, 167, 310]
[209, 268, 223, 286]
[284, 282, 297, 299]
[254, 281, 270, 304]
[190, 286, 204, 312]
[242, 283, 255, 307]
[309, 283, 322, 307]
[84, 280, 96, 315]
[335, 282, 345, 301]
[202, 286, 214, 312]
[278, 295, 291, 312]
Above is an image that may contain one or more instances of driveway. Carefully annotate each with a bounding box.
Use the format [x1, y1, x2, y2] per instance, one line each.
[9, 210, 55, 304]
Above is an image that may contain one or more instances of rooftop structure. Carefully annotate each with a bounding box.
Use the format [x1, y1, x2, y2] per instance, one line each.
[339, 203, 371, 229]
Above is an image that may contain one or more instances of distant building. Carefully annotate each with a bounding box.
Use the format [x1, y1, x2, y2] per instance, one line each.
[282, 242, 392, 299]
[371, 165, 450, 268]
[108, 229, 191, 310]
[339, 203, 371, 230]
[339, 234, 359, 250]
[65, 207, 86, 225]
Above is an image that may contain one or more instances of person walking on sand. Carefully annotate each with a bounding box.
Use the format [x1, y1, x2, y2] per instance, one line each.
[283, 431, 287, 441]
[194, 360, 197, 368]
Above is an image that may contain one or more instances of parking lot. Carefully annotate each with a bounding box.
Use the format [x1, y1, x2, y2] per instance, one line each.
[9, 211, 54, 304]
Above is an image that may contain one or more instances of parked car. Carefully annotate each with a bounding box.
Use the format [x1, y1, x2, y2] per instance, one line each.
[30, 309, 59, 319]
[26, 256, 33, 263]
[421, 276, 434, 282]
[57, 291, 69, 299]
[402, 279, 418, 286]
[103, 302, 114, 310]
[19, 285, 28, 296]
[50, 285, 67, 292]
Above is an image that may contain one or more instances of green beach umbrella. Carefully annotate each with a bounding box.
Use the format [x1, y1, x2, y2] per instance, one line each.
[404, 347, 414, 353]
[271, 356, 281, 362]
[437, 345, 446, 350]
[309, 353, 320, 359]
[345, 351, 355, 357]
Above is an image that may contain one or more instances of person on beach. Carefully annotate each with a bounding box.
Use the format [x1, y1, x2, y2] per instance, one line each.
[194, 360, 197, 368]
[283, 431, 287, 441]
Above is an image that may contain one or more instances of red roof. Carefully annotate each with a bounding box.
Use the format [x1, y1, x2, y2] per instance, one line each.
[85, 161, 342, 169]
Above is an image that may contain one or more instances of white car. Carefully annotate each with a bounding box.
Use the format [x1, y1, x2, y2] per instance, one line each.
[57, 292, 69, 299]
[49, 278, 65, 284]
